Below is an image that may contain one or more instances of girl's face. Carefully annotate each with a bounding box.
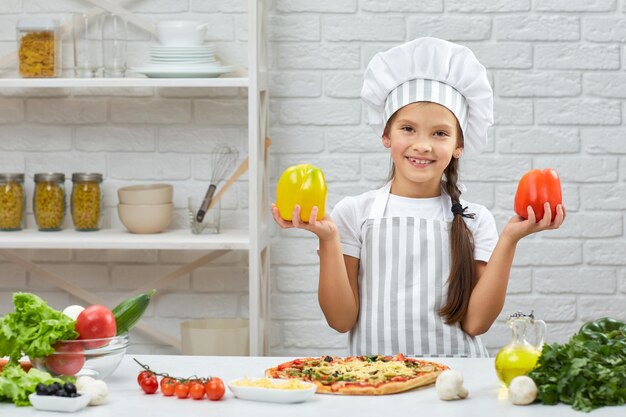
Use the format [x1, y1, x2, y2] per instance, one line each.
[383, 102, 462, 198]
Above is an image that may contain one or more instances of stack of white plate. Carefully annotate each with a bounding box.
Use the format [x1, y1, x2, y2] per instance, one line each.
[131, 44, 234, 78]
[150, 45, 217, 65]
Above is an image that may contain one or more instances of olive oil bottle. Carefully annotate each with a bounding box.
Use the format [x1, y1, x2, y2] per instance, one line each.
[495, 312, 546, 387]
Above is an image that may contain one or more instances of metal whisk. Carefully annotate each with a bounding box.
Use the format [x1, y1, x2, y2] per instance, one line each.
[196, 144, 239, 223]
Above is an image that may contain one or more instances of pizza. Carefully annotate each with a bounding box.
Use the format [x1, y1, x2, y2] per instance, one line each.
[265, 353, 448, 395]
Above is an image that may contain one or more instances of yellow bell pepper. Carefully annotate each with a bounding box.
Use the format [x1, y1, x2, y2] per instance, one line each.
[276, 164, 327, 222]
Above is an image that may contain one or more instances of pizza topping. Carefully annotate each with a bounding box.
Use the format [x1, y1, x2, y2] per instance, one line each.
[267, 355, 448, 395]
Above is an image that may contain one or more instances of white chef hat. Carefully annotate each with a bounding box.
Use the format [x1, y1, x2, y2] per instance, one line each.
[361, 37, 493, 156]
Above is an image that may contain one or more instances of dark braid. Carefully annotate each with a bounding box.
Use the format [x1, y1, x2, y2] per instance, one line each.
[438, 157, 477, 324]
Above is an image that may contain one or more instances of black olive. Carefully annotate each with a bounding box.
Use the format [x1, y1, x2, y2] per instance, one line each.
[63, 382, 77, 395]
[36, 383, 51, 395]
[324, 356, 333, 362]
[49, 382, 62, 393]
[55, 389, 68, 397]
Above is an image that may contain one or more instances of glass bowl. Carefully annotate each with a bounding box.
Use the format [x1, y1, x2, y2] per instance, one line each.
[31, 334, 128, 380]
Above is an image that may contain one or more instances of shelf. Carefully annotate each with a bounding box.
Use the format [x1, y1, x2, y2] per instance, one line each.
[0, 77, 250, 88]
[0, 228, 250, 250]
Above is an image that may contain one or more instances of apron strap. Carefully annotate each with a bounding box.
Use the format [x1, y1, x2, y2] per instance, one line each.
[368, 181, 392, 219]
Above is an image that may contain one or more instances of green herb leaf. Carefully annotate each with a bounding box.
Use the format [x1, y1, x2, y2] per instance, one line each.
[529, 318, 626, 412]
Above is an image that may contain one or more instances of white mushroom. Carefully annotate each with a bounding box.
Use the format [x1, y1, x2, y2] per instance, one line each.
[75, 376, 96, 391]
[78, 380, 109, 406]
[62, 305, 85, 320]
[436, 370, 468, 400]
[508, 376, 537, 405]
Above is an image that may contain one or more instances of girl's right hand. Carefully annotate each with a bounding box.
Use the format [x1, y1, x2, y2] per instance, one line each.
[271, 203, 338, 241]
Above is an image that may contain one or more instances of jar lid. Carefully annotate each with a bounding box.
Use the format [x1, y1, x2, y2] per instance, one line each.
[72, 173, 103, 182]
[34, 172, 65, 182]
[17, 18, 60, 31]
[0, 173, 25, 182]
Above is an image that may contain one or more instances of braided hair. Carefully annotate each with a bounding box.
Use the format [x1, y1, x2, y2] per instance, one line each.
[439, 156, 477, 324]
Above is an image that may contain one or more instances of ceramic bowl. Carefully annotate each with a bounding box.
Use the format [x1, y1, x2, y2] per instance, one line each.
[30, 334, 129, 380]
[157, 20, 207, 46]
[117, 184, 173, 205]
[118, 203, 173, 234]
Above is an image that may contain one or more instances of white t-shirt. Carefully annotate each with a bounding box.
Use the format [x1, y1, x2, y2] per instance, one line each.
[331, 184, 499, 262]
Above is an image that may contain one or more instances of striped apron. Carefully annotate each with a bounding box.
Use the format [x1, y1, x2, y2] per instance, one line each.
[348, 183, 489, 357]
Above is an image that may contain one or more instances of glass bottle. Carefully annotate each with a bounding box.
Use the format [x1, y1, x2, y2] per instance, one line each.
[71, 173, 103, 231]
[495, 311, 546, 387]
[33, 173, 66, 231]
[0, 173, 26, 231]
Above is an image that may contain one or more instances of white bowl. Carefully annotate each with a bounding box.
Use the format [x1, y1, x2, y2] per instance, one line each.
[29, 392, 92, 412]
[228, 378, 317, 404]
[157, 20, 207, 46]
[117, 184, 173, 205]
[118, 203, 173, 234]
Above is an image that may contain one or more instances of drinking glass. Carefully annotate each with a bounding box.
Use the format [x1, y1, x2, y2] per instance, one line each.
[101, 13, 126, 78]
[73, 13, 101, 78]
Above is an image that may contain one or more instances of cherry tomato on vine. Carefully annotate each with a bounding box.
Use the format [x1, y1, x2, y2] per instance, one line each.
[137, 370, 154, 386]
[140, 376, 159, 394]
[175, 382, 190, 399]
[204, 377, 225, 401]
[161, 378, 176, 396]
[190, 383, 205, 400]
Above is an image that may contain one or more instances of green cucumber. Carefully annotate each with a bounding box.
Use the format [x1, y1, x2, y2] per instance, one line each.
[112, 289, 156, 335]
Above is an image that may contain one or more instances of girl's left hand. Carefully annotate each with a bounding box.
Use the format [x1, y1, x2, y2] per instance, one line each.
[502, 202, 566, 243]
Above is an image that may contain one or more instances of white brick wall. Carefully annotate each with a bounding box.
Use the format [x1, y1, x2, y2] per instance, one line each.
[1, 0, 625, 357]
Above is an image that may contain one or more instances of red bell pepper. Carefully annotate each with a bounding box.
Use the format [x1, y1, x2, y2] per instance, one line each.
[514, 169, 562, 222]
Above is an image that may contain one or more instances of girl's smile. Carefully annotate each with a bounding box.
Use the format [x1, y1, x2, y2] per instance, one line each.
[405, 156, 435, 168]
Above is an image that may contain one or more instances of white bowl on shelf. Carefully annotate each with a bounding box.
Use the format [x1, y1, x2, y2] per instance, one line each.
[118, 203, 173, 234]
[157, 20, 208, 46]
[117, 184, 173, 205]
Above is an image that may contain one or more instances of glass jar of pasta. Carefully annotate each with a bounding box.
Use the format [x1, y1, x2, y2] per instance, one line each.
[71, 173, 103, 231]
[33, 173, 66, 231]
[0, 173, 26, 231]
[16, 18, 61, 78]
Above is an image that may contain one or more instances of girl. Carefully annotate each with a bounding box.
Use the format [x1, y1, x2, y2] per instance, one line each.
[272, 38, 565, 357]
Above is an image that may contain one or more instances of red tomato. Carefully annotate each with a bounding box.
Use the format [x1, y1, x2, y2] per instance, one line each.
[140, 376, 159, 394]
[190, 382, 205, 400]
[204, 377, 225, 401]
[137, 370, 154, 385]
[160, 377, 175, 390]
[175, 382, 190, 399]
[75, 305, 117, 348]
[514, 168, 562, 222]
[161, 379, 176, 396]
[45, 342, 85, 376]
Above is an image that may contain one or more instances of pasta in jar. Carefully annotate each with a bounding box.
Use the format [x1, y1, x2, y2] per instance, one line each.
[34, 173, 66, 231]
[0, 174, 25, 231]
[71, 173, 103, 231]
[16, 18, 61, 78]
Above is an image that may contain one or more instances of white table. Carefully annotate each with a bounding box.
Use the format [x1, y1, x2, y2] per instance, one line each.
[1, 355, 623, 416]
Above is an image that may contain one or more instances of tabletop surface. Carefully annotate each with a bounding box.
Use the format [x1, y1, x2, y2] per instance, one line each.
[1, 354, 623, 416]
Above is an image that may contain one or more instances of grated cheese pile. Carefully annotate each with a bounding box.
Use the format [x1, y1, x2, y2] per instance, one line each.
[232, 377, 312, 390]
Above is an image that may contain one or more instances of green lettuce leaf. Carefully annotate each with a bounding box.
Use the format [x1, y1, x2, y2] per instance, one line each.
[0, 363, 65, 406]
[0, 293, 78, 362]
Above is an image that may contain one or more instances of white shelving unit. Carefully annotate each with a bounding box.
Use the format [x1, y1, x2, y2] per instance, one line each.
[0, 0, 270, 355]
